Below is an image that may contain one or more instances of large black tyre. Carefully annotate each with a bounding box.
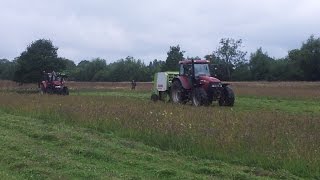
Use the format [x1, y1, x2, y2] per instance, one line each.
[159, 91, 170, 102]
[151, 94, 159, 102]
[170, 80, 186, 104]
[219, 86, 235, 106]
[192, 87, 210, 106]
[46, 87, 53, 94]
[62, 87, 69, 95]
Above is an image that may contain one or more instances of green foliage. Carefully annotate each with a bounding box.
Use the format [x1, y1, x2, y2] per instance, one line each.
[13, 39, 66, 83]
[72, 58, 107, 81]
[162, 45, 185, 71]
[209, 35, 320, 81]
[205, 54, 233, 80]
[60, 57, 76, 73]
[267, 58, 289, 81]
[0, 59, 16, 80]
[213, 38, 247, 80]
[107, 56, 150, 82]
[232, 62, 251, 81]
[288, 35, 320, 80]
[249, 48, 274, 80]
[70, 57, 154, 82]
[2, 35, 320, 82]
[148, 59, 165, 76]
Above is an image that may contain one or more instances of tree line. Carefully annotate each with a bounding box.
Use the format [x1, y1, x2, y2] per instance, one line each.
[0, 35, 319, 83]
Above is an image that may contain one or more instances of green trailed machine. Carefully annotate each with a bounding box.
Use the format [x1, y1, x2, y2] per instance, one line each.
[151, 71, 179, 102]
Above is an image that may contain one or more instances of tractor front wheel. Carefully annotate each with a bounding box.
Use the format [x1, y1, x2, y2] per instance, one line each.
[192, 88, 210, 106]
[219, 86, 235, 106]
[62, 87, 69, 95]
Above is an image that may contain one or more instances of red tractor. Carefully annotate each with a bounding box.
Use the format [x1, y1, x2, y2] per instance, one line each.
[170, 59, 234, 106]
[40, 71, 69, 95]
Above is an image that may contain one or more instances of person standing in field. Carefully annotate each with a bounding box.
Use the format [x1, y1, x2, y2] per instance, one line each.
[131, 80, 136, 90]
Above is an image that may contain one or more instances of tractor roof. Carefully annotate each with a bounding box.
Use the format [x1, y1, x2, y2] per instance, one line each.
[179, 60, 210, 64]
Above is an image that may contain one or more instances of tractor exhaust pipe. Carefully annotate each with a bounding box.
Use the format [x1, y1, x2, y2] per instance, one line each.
[191, 59, 196, 86]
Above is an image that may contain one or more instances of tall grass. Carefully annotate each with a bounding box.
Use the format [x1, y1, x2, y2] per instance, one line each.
[2, 80, 320, 99]
[0, 92, 319, 178]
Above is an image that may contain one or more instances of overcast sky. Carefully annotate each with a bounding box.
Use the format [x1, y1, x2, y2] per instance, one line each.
[0, 0, 319, 64]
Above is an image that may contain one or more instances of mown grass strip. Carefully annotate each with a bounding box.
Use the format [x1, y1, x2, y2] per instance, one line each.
[0, 110, 300, 179]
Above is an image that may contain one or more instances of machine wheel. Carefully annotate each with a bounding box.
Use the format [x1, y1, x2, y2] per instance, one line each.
[192, 88, 210, 106]
[170, 81, 185, 104]
[62, 87, 69, 95]
[151, 94, 159, 102]
[219, 86, 235, 106]
[159, 91, 170, 102]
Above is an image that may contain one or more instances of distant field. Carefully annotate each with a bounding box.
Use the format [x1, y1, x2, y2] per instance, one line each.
[0, 80, 319, 178]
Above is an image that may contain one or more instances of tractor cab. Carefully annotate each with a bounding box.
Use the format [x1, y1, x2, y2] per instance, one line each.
[179, 60, 211, 77]
[178, 60, 221, 88]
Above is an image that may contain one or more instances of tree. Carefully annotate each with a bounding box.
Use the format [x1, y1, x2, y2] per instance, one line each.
[0, 59, 16, 80]
[163, 45, 185, 71]
[288, 35, 320, 80]
[232, 62, 251, 81]
[107, 56, 150, 82]
[13, 39, 66, 83]
[61, 58, 76, 71]
[148, 59, 165, 79]
[268, 58, 289, 81]
[249, 48, 274, 80]
[213, 38, 247, 80]
[205, 54, 231, 80]
[73, 58, 107, 81]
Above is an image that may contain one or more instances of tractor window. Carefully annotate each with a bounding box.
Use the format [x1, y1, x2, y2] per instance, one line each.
[183, 64, 193, 76]
[48, 74, 52, 81]
[52, 75, 57, 81]
[179, 65, 184, 75]
[194, 64, 210, 77]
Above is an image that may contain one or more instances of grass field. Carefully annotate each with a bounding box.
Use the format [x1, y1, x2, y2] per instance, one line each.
[0, 81, 319, 179]
[0, 110, 301, 179]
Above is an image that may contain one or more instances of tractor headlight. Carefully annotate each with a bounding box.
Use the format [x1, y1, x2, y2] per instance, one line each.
[211, 83, 222, 88]
[200, 79, 207, 84]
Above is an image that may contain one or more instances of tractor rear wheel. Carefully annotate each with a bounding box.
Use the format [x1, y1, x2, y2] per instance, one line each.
[219, 86, 235, 106]
[192, 88, 210, 106]
[170, 81, 185, 104]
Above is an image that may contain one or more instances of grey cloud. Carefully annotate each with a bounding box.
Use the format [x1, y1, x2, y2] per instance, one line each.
[0, 0, 319, 63]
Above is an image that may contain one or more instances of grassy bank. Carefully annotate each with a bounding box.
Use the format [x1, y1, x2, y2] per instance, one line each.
[0, 110, 301, 179]
[0, 92, 319, 178]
